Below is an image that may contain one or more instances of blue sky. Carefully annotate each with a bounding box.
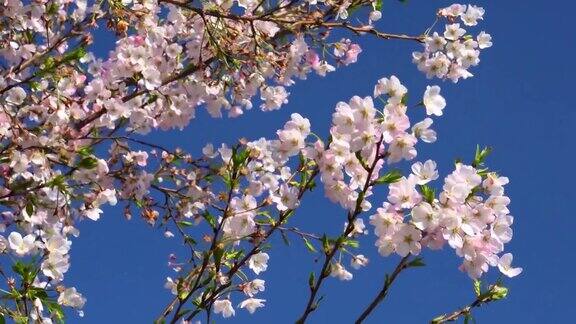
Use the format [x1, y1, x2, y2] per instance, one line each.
[65, 1, 574, 323]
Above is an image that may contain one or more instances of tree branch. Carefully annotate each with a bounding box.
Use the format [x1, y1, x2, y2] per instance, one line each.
[295, 137, 384, 324]
[430, 284, 508, 323]
[355, 255, 411, 323]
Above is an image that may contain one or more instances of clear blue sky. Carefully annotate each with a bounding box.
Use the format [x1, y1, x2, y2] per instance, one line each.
[66, 1, 573, 323]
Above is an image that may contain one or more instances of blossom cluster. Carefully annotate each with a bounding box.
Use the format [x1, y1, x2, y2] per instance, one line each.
[413, 4, 493, 82]
[312, 75, 443, 214]
[316, 75, 442, 279]
[371, 161, 521, 279]
[78, 3, 365, 134]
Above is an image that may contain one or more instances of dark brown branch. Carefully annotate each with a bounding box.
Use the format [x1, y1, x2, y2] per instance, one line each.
[355, 256, 411, 323]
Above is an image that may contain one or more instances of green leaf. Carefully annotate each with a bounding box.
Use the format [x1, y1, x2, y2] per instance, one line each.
[62, 46, 87, 63]
[473, 145, 492, 168]
[45, 300, 65, 323]
[25, 202, 34, 216]
[27, 287, 48, 300]
[30, 81, 41, 91]
[489, 284, 508, 300]
[9, 178, 34, 193]
[35, 57, 56, 77]
[47, 175, 66, 189]
[401, 93, 409, 105]
[323, 263, 333, 278]
[374, 169, 403, 184]
[299, 170, 308, 189]
[308, 272, 315, 290]
[178, 63, 197, 76]
[406, 257, 425, 268]
[477, 168, 490, 177]
[12, 261, 34, 283]
[303, 237, 317, 253]
[46, 2, 58, 14]
[77, 146, 93, 157]
[321, 234, 330, 254]
[77, 156, 98, 169]
[419, 184, 435, 204]
[200, 272, 215, 287]
[473, 280, 482, 297]
[225, 249, 243, 260]
[347, 5, 362, 16]
[232, 148, 249, 167]
[342, 238, 359, 248]
[134, 199, 144, 208]
[375, 0, 382, 11]
[184, 236, 197, 245]
[203, 212, 217, 229]
[298, 152, 306, 166]
[14, 316, 28, 324]
[178, 288, 189, 300]
[177, 220, 194, 227]
[147, 94, 159, 104]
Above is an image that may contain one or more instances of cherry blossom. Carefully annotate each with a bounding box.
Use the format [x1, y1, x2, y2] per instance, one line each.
[351, 255, 370, 269]
[423, 86, 447, 116]
[498, 253, 523, 278]
[214, 299, 235, 318]
[58, 288, 86, 310]
[242, 279, 266, 297]
[411, 160, 439, 185]
[238, 298, 266, 314]
[8, 232, 36, 256]
[248, 252, 270, 275]
[331, 263, 353, 281]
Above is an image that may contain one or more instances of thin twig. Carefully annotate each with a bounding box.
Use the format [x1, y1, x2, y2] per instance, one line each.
[355, 256, 411, 323]
[430, 284, 505, 323]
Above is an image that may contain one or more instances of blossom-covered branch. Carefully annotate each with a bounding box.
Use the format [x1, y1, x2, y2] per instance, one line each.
[0, 0, 516, 322]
